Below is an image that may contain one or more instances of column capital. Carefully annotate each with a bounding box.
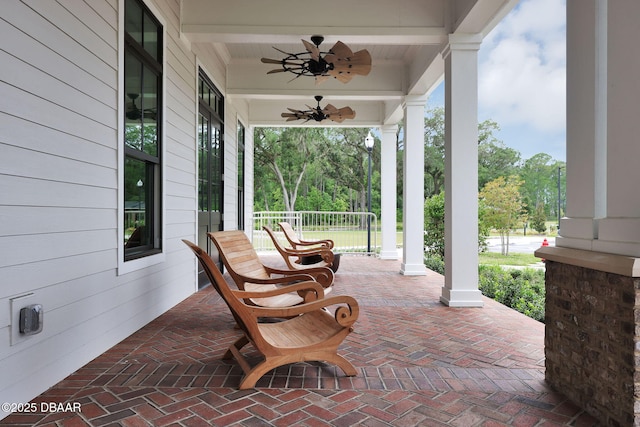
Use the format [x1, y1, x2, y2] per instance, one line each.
[442, 33, 482, 58]
[381, 124, 399, 135]
[402, 95, 428, 108]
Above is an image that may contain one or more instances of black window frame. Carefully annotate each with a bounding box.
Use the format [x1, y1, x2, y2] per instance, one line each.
[237, 121, 245, 230]
[123, 0, 163, 261]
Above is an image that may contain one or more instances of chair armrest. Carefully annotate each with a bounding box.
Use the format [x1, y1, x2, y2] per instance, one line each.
[297, 238, 334, 249]
[265, 265, 334, 287]
[236, 272, 315, 286]
[232, 280, 325, 301]
[247, 295, 359, 327]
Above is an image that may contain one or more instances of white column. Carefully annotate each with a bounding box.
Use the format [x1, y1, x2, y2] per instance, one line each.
[593, 0, 640, 257]
[380, 124, 398, 259]
[440, 34, 483, 307]
[557, 0, 606, 251]
[401, 96, 427, 275]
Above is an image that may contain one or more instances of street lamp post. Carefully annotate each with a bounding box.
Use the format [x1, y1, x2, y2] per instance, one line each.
[364, 132, 374, 255]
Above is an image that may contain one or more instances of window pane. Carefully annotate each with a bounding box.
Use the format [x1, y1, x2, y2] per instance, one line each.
[198, 114, 209, 212]
[125, 0, 142, 44]
[143, 13, 159, 61]
[124, 52, 142, 150]
[142, 65, 158, 157]
[124, 156, 149, 249]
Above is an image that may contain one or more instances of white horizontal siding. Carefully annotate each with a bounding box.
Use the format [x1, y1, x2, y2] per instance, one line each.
[0, 114, 117, 168]
[0, 175, 117, 208]
[0, 143, 115, 187]
[0, 251, 117, 304]
[2, 258, 194, 394]
[0, 50, 117, 127]
[0, 17, 116, 106]
[0, 206, 115, 238]
[1, 84, 117, 146]
[2, 1, 117, 87]
[0, 229, 116, 269]
[0, 0, 203, 414]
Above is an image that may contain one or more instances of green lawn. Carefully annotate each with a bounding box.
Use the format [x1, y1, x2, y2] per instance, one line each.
[478, 251, 541, 266]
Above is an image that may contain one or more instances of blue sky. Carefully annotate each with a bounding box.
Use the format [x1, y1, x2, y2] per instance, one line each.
[427, 0, 566, 162]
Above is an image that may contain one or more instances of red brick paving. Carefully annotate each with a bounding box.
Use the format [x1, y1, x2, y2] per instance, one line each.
[0, 256, 600, 426]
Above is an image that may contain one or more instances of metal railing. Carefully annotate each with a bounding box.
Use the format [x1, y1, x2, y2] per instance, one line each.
[253, 211, 378, 255]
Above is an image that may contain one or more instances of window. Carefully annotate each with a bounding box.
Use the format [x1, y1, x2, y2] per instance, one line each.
[123, 0, 162, 260]
[237, 122, 245, 230]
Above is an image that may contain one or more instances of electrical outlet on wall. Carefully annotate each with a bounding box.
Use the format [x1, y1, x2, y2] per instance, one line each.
[10, 293, 42, 346]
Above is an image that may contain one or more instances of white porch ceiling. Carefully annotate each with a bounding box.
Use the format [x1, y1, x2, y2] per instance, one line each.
[181, 0, 518, 127]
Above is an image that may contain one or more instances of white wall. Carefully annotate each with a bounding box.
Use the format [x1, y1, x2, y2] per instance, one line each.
[0, 0, 235, 415]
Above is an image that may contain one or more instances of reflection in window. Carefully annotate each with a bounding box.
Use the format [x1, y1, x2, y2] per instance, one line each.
[124, 0, 162, 259]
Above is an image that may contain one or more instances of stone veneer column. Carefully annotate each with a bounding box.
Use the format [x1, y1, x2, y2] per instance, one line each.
[379, 124, 398, 260]
[538, 251, 640, 426]
[440, 34, 483, 307]
[401, 96, 427, 275]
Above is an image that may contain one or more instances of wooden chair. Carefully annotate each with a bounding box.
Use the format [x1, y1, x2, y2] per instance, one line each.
[277, 222, 341, 272]
[263, 225, 337, 271]
[279, 221, 334, 250]
[183, 239, 359, 389]
[208, 230, 334, 308]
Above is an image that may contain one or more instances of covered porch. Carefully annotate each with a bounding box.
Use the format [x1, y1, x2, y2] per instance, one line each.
[0, 255, 597, 426]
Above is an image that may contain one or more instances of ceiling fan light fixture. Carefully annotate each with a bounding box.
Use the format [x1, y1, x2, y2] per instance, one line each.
[281, 95, 356, 123]
[261, 36, 371, 84]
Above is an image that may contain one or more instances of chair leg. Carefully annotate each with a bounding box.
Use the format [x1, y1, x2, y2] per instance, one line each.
[324, 354, 358, 377]
[238, 358, 281, 390]
[224, 335, 249, 360]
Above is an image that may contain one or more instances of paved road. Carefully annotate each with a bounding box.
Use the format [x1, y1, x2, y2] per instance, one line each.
[486, 236, 554, 254]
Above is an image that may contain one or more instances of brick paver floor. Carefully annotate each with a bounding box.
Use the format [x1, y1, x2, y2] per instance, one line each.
[0, 255, 600, 426]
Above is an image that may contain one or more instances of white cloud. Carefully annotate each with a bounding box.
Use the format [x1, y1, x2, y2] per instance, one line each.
[479, 0, 566, 133]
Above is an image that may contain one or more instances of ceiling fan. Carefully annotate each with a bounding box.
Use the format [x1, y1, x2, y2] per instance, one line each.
[126, 93, 157, 121]
[261, 36, 371, 84]
[281, 96, 356, 123]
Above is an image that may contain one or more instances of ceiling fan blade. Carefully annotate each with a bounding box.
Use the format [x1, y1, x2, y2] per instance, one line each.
[328, 72, 354, 83]
[327, 41, 354, 59]
[314, 75, 330, 85]
[326, 106, 356, 123]
[261, 57, 283, 64]
[322, 104, 339, 115]
[281, 113, 301, 121]
[301, 39, 320, 62]
[338, 106, 356, 119]
[326, 50, 372, 74]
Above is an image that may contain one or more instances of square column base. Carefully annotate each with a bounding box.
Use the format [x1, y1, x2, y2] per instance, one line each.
[400, 263, 426, 276]
[379, 250, 398, 260]
[439, 288, 484, 307]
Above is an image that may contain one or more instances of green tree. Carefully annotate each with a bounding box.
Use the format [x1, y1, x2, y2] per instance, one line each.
[424, 192, 489, 260]
[519, 153, 566, 221]
[254, 127, 325, 211]
[324, 128, 377, 216]
[423, 107, 445, 197]
[530, 203, 548, 234]
[480, 176, 527, 255]
[478, 120, 521, 189]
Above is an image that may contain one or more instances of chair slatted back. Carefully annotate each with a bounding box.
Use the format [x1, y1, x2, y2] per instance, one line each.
[182, 240, 255, 338]
[208, 230, 271, 287]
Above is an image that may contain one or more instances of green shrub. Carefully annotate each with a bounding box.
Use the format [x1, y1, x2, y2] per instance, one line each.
[424, 254, 445, 275]
[423, 259, 545, 322]
[478, 265, 545, 322]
